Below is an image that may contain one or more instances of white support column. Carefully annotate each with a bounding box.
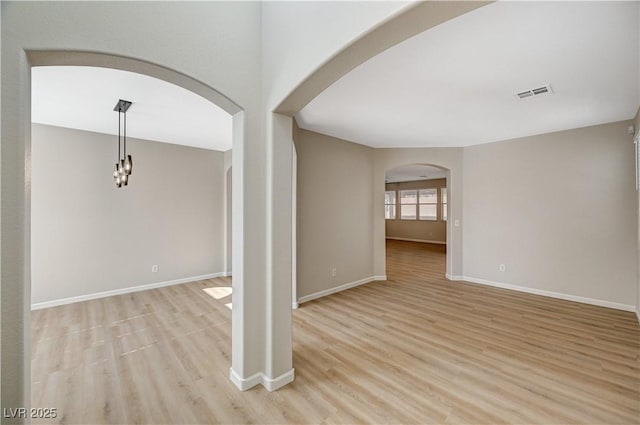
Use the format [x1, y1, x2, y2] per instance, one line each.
[229, 110, 268, 390]
[263, 112, 294, 389]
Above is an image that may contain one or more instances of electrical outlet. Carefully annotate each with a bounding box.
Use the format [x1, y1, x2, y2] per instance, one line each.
[331, 268, 337, 277]
[499, 264, 506, 272]
[152, 265, 159, 273]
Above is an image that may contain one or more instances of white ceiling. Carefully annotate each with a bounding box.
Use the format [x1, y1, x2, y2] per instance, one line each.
[32, 66, 232, 151]
[297, 1, 640, 148]
[386, 164, 447, 183]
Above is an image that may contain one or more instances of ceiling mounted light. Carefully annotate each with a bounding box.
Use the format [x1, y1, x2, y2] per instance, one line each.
[113, 99, 133, 188]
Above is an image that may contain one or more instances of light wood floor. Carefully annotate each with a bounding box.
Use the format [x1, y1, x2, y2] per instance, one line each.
[31, 240, 640, 424]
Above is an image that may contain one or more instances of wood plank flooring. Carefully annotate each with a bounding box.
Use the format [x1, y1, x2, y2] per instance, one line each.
[31, 240, 640, 424]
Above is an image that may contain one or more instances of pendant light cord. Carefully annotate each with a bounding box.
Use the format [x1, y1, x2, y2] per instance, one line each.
[123, 109, 127, 157]
[118, 109, 121, 161]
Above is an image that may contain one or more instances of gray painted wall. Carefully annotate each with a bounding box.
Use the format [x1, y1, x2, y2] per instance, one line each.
[295, 120, 637, 310]
[293, 126, 374, 299]
[31, 124, 225, 304]
[463, 120, 636, 306]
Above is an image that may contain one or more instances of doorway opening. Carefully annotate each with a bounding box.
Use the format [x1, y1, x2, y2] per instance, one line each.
[384, 164, 450, 281]
[27, 53, 242, 421]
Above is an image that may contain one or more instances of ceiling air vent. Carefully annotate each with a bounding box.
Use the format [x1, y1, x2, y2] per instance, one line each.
[516, 84, 553, 99]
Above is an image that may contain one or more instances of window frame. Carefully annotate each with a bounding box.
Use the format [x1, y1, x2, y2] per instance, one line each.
[397, 187, 438, 221]
[441, 187, 448, 222]
[399, 189, 418, 220]
[418, 188, 438, 221]
[384, 190, 397, 220]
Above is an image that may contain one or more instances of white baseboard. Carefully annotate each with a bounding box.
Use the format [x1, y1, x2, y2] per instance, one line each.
[31, 272, 227, 310]
[263, 368, 295, 391]
[386, 237, 446, 245]
[224, 271, 233, 277]
[636, 306, 640, 324]
[461, 275, 635, 312]
[229, 368, 262, 391]
[298, 276, 378, 305]
[445, 273, 464, 281]
[229, 367, 295, 392]
[293, 277, 384, 308]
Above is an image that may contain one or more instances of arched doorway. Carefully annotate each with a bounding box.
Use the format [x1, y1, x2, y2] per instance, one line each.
[5, 50, 249, 412]
[275, 1, 487, 308]
[373, 151, 463, 282]
[3, 1, 492, 410]
[384, 164, 451, 282]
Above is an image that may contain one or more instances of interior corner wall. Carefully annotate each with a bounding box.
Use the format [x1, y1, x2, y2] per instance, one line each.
[293, 126, 374, 300]
[385, 179, 447, 243]
[31, 124, 225, 305]
[463, 120, 637, 307]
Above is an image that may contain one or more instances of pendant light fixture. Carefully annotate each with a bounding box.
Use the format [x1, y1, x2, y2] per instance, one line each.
[113, 99, 133, 187]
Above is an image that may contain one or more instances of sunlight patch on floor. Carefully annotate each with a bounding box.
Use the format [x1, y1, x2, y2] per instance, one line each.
[203, 286, 232, 300]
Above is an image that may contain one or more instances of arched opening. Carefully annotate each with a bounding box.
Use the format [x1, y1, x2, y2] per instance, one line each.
[29, 51, 242, 116]
[19, 51, 248, 414]
[383, 164, 452, 283]
[284, 5, 477, 382]
[4, 1, 495, 414]
[279, 2, 486, 311]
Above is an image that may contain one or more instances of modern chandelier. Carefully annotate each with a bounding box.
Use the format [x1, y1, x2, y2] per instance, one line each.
[113, 99, 133, 187]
